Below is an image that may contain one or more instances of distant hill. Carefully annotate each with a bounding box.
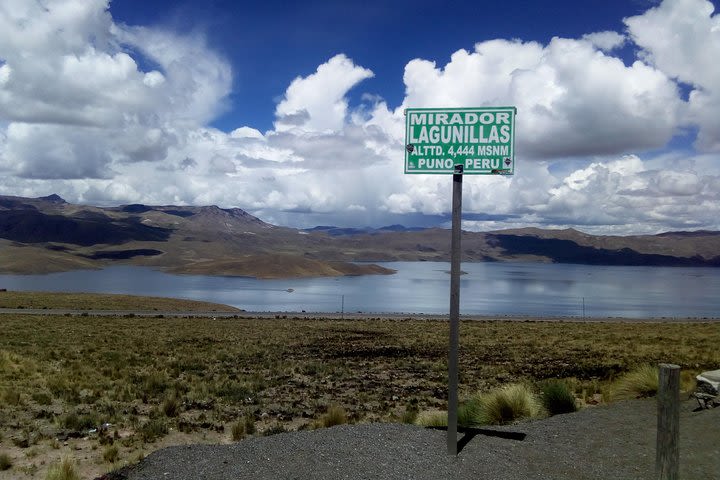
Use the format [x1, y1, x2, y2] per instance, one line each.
[0, 209, 172, 245]
[0, 194, 719, 276]
[304, 225, 427, 236]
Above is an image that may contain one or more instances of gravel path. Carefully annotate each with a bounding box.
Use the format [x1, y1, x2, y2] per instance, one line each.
[106, 399, 720, 480]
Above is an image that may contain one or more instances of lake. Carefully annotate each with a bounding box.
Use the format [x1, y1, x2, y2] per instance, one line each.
[1, 262, 719, 318]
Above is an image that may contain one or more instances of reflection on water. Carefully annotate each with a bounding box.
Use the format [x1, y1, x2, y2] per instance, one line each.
[1, 262, 719, 318]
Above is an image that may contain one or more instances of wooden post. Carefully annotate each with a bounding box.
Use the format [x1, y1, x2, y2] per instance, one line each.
[656, 363, 680, 480]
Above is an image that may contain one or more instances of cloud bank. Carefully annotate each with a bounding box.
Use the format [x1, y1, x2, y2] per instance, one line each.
[0, 0, 719, 234]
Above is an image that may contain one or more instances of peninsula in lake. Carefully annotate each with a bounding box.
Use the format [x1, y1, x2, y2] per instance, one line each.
[1, 194, 719, 277]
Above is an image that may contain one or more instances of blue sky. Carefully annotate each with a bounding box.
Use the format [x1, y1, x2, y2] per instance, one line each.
[110, 0, 655, 133]
[1, 0, 720, 234]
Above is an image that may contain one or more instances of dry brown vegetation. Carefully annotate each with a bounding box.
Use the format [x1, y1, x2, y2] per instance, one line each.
[1, 306, 719, 478]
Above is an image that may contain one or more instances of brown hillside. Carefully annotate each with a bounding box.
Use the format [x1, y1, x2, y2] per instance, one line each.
[1, 194, 719, 276]
[168, 254, 395, 279]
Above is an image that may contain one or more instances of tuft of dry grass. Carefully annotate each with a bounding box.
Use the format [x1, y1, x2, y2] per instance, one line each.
[470, 384, 544, 426]
[45, 457, 80, 480]
[102, 445, 120, 464]
[138, 419, 168, 443]
[231, 420, 246, 441]
[414, 410, 447, 428]
[2, 387, 22, 406]
[540, 380, 578, 415]
[611, 365, 659, 400]
[320, 404, 348, 428]
[0, 452, 12, 471]
[610, 364, 697, 400]
[162, 394, 181, 418]
[231, 414, 255, 441]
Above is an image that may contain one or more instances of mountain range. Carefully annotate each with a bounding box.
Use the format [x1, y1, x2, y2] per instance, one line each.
[1, 194, 719, 277]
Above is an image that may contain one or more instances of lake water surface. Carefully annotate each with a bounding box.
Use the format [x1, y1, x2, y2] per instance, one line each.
[1, 262, 719, 318]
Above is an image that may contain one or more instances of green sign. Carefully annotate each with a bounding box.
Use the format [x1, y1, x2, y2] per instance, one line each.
[404, 107, 516, 175]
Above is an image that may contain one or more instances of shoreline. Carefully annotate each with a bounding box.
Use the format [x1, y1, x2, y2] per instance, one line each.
[3, 263, 719, 320]
[1, 307, 717, 322]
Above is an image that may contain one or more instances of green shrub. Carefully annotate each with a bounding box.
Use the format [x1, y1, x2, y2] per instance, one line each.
[0, 452, 12, 471]
[262, 425, 287, 436]
[45, 457, 80, 480]
[612, 365, 659, 400]
[60, 412, 97, 433]
[215, 381, 251, 404]
[474, 384, 543, 426]
[457, 398, 482, 427]
[540, 380, 578, 415]
[321, 404, 347, 428]
[139, 419, 168, 443]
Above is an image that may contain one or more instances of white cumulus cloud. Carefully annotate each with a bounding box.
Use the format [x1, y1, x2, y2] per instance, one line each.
[0, 0, 231, 181]
[400, 36, 682, 159]
[1, 0, 719, 236]
[625, 0, 720, 151]
[274, 54, 374, 133]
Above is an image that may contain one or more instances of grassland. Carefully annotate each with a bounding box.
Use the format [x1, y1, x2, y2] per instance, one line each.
[1, 304, 719, 478]
[0, 291, 241, 312]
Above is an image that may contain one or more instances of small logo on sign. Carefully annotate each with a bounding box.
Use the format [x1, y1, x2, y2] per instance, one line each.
[406, 144, 415, 153]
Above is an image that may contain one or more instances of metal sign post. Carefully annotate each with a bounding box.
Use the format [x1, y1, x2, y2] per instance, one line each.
[447, 164, 463, 456]
[404, 106, 516, 456]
